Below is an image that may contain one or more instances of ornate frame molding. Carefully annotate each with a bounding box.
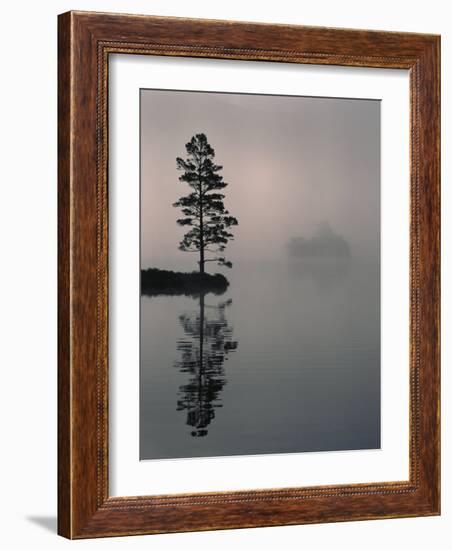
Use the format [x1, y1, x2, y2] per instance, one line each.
[58, 11, 440, 538]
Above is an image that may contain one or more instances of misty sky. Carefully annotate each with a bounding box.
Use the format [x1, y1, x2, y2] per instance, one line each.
[141, 89, 380, 270]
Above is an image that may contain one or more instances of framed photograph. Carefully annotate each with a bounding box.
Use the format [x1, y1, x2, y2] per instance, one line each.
[58, 11, 440, 538]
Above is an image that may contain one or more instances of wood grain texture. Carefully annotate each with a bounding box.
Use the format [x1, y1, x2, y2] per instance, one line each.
[57, 11, 440, 539]
[57, 11, 72, 538]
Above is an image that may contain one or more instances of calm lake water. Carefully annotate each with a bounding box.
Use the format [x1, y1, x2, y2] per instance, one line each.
[140, 258, 380, 460]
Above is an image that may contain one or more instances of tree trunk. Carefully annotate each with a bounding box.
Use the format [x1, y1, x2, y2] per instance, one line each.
[199, 220, 205, 274]
[199, 204, 204, 273]
[199, 171, 205, 274]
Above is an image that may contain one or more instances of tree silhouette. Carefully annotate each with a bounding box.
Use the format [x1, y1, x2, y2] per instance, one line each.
[174, 133, 238, 273]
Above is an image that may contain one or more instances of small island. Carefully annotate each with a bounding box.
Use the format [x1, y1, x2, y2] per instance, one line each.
[288, 223, 351, 259]
[141, 268, 229, 297]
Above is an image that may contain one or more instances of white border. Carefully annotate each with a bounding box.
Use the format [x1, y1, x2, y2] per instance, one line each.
[109, 55, 409, 497]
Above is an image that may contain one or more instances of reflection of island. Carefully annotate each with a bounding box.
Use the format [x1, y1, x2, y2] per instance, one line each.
[288, 257, 351, 291]
[175, 295, 238, 437]
[288, 223, 351, 258]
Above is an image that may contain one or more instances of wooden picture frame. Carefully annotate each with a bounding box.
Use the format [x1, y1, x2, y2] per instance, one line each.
[58, 10, 440, 539]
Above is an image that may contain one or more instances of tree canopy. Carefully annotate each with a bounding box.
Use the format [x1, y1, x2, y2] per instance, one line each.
[173, 133, 238, 273]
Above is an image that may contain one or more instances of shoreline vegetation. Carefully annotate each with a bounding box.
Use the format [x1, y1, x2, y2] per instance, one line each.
[141, 268, 229, 297]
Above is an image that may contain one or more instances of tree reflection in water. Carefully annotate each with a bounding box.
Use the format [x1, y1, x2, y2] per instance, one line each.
[175, 294, 238, 437]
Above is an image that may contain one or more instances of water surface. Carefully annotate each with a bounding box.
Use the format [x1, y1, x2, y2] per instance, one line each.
[140, 258, 380, 459]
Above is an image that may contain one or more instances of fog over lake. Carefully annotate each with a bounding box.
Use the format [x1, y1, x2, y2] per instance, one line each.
[140, 89, 380, 459]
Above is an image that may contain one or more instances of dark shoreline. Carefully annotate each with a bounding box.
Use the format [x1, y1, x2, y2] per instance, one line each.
[141, 268, 229, 297]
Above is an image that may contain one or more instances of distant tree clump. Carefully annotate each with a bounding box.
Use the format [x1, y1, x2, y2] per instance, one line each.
[288, 223, 351, 258]
[174, 133, 238, 273]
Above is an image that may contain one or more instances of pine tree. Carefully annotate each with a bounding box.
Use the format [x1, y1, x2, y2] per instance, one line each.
[174, 133, 238, 273]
